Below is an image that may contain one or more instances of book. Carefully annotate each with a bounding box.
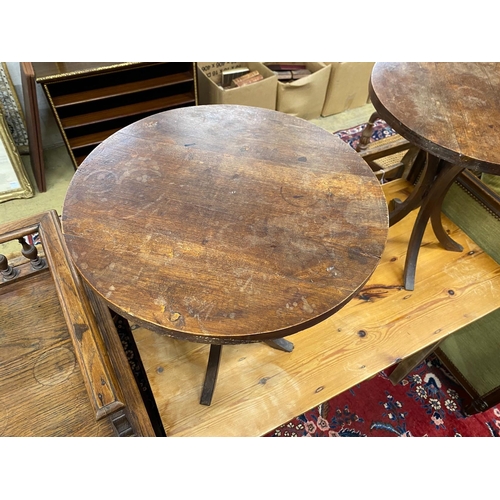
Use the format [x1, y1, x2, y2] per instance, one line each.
[221, 67, 250, 87]
[233, 74, 264, 87]
[266, 64, 307, 71]
[232, 70, 263, 87]
[274, 70, 293, 81]
[291, 69, 312, 79]
[272, 68, 312, 82]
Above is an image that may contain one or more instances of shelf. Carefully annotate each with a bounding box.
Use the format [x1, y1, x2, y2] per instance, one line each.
[52, 71, 195, 108]
[67, 127, 123, 150]
[38, 62, 197, 169]
[32, 62, 134, 82]
[60, 92, 196, 130]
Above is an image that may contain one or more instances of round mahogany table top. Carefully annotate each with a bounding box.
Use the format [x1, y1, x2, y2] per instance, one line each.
[62, 105, 388, 344]
[370, 62, 500, 174]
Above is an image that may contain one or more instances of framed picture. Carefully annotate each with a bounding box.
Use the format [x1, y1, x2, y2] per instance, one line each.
[0, 62, 29, 154]
[0, 109, 33, 203]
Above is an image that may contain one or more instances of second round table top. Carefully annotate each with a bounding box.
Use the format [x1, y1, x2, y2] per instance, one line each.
[62, 105, 388, 344]
[370, 62, 500, 174]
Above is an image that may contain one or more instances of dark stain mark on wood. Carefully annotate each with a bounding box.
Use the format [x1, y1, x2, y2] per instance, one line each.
[279, 185, 320, 208]
[259, 377, 271, 385]
[357, 284, 403, 301]
[297, 156, 307, 162]
[73, 323, 89, 342]
[184, 143, 196, 147]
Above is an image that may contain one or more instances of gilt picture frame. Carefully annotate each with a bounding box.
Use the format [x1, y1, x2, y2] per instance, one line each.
[0, 109, 33, 203]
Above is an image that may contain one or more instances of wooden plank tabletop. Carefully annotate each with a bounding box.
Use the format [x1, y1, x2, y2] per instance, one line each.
[62, 105, 388, 344]
[132, 179, 500, 436]
[370, 62, 500, 174]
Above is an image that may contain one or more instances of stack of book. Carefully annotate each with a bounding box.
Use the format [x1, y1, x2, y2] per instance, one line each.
[232, 70, 264, 87]
[265, 64, 312, 82]
[221, 67, 264, 89]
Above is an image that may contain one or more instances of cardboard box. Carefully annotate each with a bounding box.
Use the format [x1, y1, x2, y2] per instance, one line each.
[321, 62, 375, 117]
[196, 62, 277, 110]
[272, 62, 331, 120]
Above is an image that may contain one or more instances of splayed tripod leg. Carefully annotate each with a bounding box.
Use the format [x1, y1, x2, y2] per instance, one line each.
[200, 344, 223, 406]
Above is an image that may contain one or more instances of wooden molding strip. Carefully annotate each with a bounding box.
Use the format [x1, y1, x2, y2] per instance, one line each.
[38, 210, 125, 420]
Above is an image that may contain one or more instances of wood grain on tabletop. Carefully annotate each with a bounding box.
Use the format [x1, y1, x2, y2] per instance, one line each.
[62, 104, 389, 344]
[370, 62, 500, 174]
[132, 179, 500, 436]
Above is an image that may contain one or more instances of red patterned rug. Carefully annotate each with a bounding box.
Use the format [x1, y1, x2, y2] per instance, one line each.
[265, 355, 500, 437]
[265, 119, 500, 438]
[332, 118, 397, 150]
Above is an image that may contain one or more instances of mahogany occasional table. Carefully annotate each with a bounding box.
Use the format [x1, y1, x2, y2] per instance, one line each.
[369, 62, 500, 290]
[61, 105, 388, 405]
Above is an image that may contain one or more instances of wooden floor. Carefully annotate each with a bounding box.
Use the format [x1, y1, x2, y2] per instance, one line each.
[132, 179, 500, 436]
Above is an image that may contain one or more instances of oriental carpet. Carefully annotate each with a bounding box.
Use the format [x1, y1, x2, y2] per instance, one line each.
[265, 355, 500, 437]
[333, 117, 397, 150]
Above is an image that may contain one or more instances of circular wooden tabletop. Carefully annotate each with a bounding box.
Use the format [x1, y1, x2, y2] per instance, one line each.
[370, 62, 500, 174]
[62, 105, 388, 344]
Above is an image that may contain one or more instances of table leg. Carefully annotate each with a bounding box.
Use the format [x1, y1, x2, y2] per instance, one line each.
[199, 338, 293, 406]
[356, 111, 380, 151]
[200, 344, 222, 406]
[403, 162, 465, 290]
[389, 152, 441, 227]
[430, 190, 464, 252]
